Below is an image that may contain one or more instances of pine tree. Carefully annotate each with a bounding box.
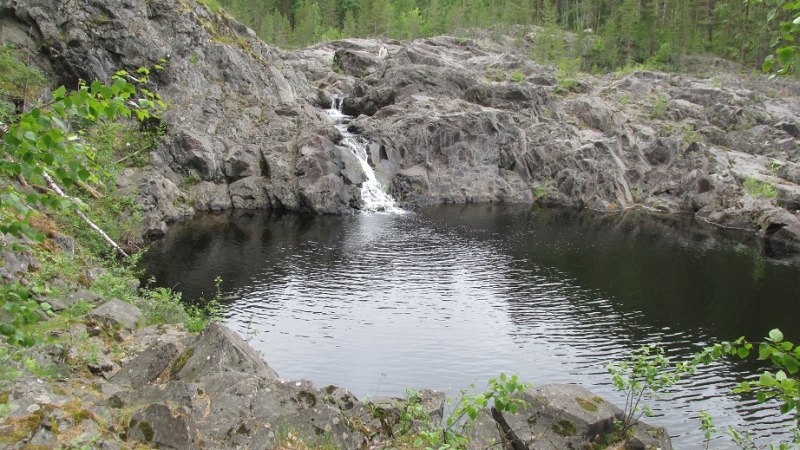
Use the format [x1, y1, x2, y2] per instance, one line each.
[618, 0, 639, 62]
[294, 0, 322, 46]
[342, 9, 358, 36]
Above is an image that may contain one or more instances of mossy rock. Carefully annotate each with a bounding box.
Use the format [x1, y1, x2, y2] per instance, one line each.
[575, 397, 599, 412]
[552, 418, 577, 437]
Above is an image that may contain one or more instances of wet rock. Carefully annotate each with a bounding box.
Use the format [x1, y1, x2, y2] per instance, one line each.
[87, 298, 142, 331]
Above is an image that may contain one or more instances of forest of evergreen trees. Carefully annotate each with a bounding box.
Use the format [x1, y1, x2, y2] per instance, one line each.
[208, 0, 797, 74]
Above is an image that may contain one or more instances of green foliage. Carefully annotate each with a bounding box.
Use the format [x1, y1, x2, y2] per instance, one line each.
[650, 95, 668, 119]
[181, 173, 202, 188]
[217, 0, 787, 76]
[683, 124, 700, 144]
[0, 69, 164, 346]
[620, 94, 630, 109]
[693, 329, 800, 448]
[555, 58, 582, 94]
[0, 45, 46, 101]
[412, 373, 530, 450]
[199, 0, 224, 12]
[700, 410, 716, 450]
[510, 69, 525, 82]
[84, 120, 164, 171]
[743, 177, 778, 199]
[606, 344, 692, 434]
[763, 1, 800, 75]
[0, 282, 50, 346]
[140, 282, 190, 326]
[185, 276, 228, 332]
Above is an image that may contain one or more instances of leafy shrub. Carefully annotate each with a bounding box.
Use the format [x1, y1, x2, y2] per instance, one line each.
[650, 95, 668, 119]
[0, 69, 164, 345]
[693, 329, 800, 448]
[140, 284, 189, 326]
[743, 177, 777, 199]
[185, 276, 228, 332]
[511, 69, 525, 82]
[606, 344, 692, 434]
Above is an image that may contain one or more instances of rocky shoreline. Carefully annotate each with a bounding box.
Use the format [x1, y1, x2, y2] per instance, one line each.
[0, 313, 673, 449]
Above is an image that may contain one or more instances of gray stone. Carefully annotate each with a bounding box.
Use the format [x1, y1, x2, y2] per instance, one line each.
[187, 181, 232, 212]
[171, 322, 278, 381]
[87, 298, 142, 331]
[127, 403, 199, 450]
[107, 382, 194, 410]
[111, 341, 179, 389]
[64, 289, 103, 308]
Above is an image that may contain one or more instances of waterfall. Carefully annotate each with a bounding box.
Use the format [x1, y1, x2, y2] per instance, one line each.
[325, 97, 402, 213]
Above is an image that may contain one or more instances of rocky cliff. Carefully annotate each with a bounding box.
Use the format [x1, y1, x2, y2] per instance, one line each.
[3, 0, 800, 249]
[298, 37, 800, 249]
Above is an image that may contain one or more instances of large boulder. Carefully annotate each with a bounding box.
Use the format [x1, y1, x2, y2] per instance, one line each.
[170, 322, 278, 381]
[467, 383, 672, 450]
[111, 341, 179, 389]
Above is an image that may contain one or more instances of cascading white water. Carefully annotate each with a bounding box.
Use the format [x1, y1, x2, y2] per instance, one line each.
[325, 96, 402, 213]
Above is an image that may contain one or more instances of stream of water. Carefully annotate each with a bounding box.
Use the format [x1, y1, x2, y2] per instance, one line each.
[326, 97, 401, 213]
[143, 204, 800, 449]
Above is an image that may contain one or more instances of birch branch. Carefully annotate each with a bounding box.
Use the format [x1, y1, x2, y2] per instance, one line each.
[41, 170, 129, 258]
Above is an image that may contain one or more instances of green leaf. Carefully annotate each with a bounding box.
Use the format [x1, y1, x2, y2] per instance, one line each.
[53, 86, 67, 100]
[785, 357, 800, 374]
[0, 323, 14, 336]
[740, 381, 751, 392]
[467, 405, 478, 420]
[25, 311, 39, 323]
[769, 329, 785, 343]
[737, 347, 750, 359]
[757, 391, 767, 403]
[759, 372, 776, 386]
[90, 80, 102, 95]
[777, 47, 795, 66]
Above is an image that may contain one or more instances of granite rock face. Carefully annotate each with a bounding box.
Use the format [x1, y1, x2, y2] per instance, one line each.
[0, 0, 366, 231]
[297, 36, 800, 248]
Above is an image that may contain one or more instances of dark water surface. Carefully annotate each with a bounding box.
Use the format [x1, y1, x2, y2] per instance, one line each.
[143, 205, 800, 448]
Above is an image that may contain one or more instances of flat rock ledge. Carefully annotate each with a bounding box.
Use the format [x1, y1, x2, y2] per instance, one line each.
[0, 319, 671, 450]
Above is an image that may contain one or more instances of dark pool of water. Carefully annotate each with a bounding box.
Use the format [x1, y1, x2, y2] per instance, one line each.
[142, 205, 800, 448]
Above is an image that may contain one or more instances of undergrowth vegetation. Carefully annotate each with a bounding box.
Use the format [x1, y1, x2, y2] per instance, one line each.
[0, 44, 222, 353]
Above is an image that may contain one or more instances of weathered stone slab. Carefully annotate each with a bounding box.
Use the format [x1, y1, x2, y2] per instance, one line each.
[87, 298, 142, 330]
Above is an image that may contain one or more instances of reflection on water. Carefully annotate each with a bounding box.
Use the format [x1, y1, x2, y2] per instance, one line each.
[143, 205, 800, 448]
